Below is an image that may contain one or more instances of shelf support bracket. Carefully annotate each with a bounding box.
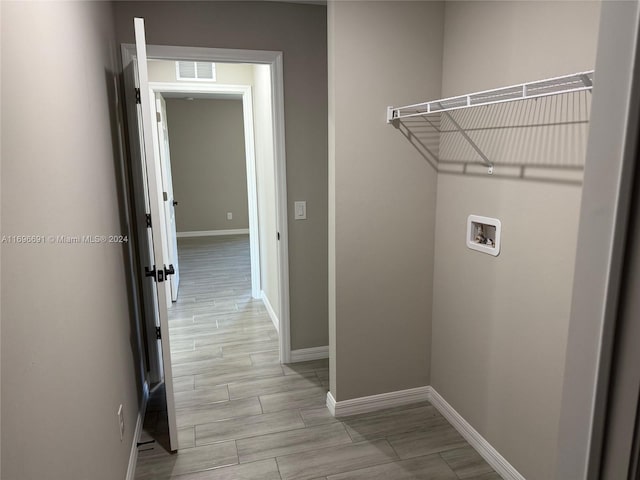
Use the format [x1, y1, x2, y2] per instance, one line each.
[386, 106, 397, 124]
[441, 111, 494, 174]
[580, 74, 593, 88]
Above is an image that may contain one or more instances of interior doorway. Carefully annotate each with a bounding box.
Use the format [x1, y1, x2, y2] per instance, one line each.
[121, 33, 291, 452]
[148, 81, 262, 304]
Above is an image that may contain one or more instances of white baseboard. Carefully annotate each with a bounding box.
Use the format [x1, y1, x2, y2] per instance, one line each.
[326, 386, 431, 418]
[428, 387, 526, 480]
[126, 381, 149, 480]
[177, 228, 249, 238]
[326, 391, 337, 416]
[290, 345, 329, 363]
[261, 291, 279, 333]
[325, 385, 525, 480]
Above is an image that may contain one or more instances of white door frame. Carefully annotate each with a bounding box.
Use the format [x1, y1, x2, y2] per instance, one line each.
[122, 44, 292, 364]
[150, 82, 261, 300]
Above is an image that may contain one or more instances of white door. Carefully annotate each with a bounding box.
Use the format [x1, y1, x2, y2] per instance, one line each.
[133, 17, 178, 452]
[121, 68, 162, 383]
[154, 93, 180, 302]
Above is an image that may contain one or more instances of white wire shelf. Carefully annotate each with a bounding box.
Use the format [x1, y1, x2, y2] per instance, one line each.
[387, 70, 594, 174]
[387, 70, 594, 123]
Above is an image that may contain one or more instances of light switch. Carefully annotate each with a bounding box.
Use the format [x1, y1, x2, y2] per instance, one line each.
[294, 201, 307, 220]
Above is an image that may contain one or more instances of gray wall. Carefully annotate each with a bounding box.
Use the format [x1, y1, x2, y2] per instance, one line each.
[1, 2, 142, 478]
[165, 98, 249, 233]
[114, 0, 328, 351]
[328, 1, 444, 400]
[430, 2, 601, 479]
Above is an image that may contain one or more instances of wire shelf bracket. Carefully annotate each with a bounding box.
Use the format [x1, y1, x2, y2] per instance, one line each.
[387, 70, 594, 174]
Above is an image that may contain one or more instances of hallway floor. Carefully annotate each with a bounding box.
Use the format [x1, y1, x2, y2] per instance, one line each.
[134, 235, 502, 480]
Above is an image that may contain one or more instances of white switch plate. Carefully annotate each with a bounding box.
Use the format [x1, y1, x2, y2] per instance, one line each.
[226, 212, 233, 220]
[294, 201, 307, 220]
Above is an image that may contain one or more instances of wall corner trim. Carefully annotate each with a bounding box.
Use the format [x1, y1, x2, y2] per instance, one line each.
[326, 391, 337, 416]
[126, 381, 150, 480]
[429, 387, 526, 480]
[327, 386, 432, 417]
[176, 229, 250, 238]
[289, 345, 329, 363]
[261, 290, 279, 333]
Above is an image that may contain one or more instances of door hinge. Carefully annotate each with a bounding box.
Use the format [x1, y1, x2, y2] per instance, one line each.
[155, 326, 161, 340]
[146, 213, 152, 228]
[135, 88, 141, 104]
[144, 265, 164, 283]
[277, 232, 280, 240]
[163, 191, 168, 201]
[156, 111, 162, 122]
[145, 265, 156, 280]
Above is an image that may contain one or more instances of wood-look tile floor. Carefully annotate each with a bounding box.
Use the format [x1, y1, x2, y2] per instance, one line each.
[135, 235, 502, 480]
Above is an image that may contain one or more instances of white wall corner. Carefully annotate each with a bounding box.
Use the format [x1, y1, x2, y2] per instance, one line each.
[329, 386, 432, 418]
[126, 381, 150, 480]
[428, 387, 526, 480]
[326, 391, 337, 417]
[289, 345, 329, 363]
[261, 290, 279, 333]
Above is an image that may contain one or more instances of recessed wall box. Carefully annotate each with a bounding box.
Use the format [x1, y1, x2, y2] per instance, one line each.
[467, 215, 501, 256]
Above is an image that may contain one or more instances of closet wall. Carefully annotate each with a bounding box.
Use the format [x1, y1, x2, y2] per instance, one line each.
[2, 2, 143, 478]
[430, 2, 601, 480]
[328, 1, 444, 400]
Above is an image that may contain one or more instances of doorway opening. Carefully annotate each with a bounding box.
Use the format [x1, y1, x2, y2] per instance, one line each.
[121, 35, 292, 452]
[148, 79, 262, 304]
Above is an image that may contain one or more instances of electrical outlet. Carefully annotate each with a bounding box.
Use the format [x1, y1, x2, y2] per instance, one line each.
[117, 404, 125, 441]
[227, 212, 233, 220]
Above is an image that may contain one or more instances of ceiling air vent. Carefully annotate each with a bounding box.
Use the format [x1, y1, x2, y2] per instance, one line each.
[176, 61, 216, 81]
